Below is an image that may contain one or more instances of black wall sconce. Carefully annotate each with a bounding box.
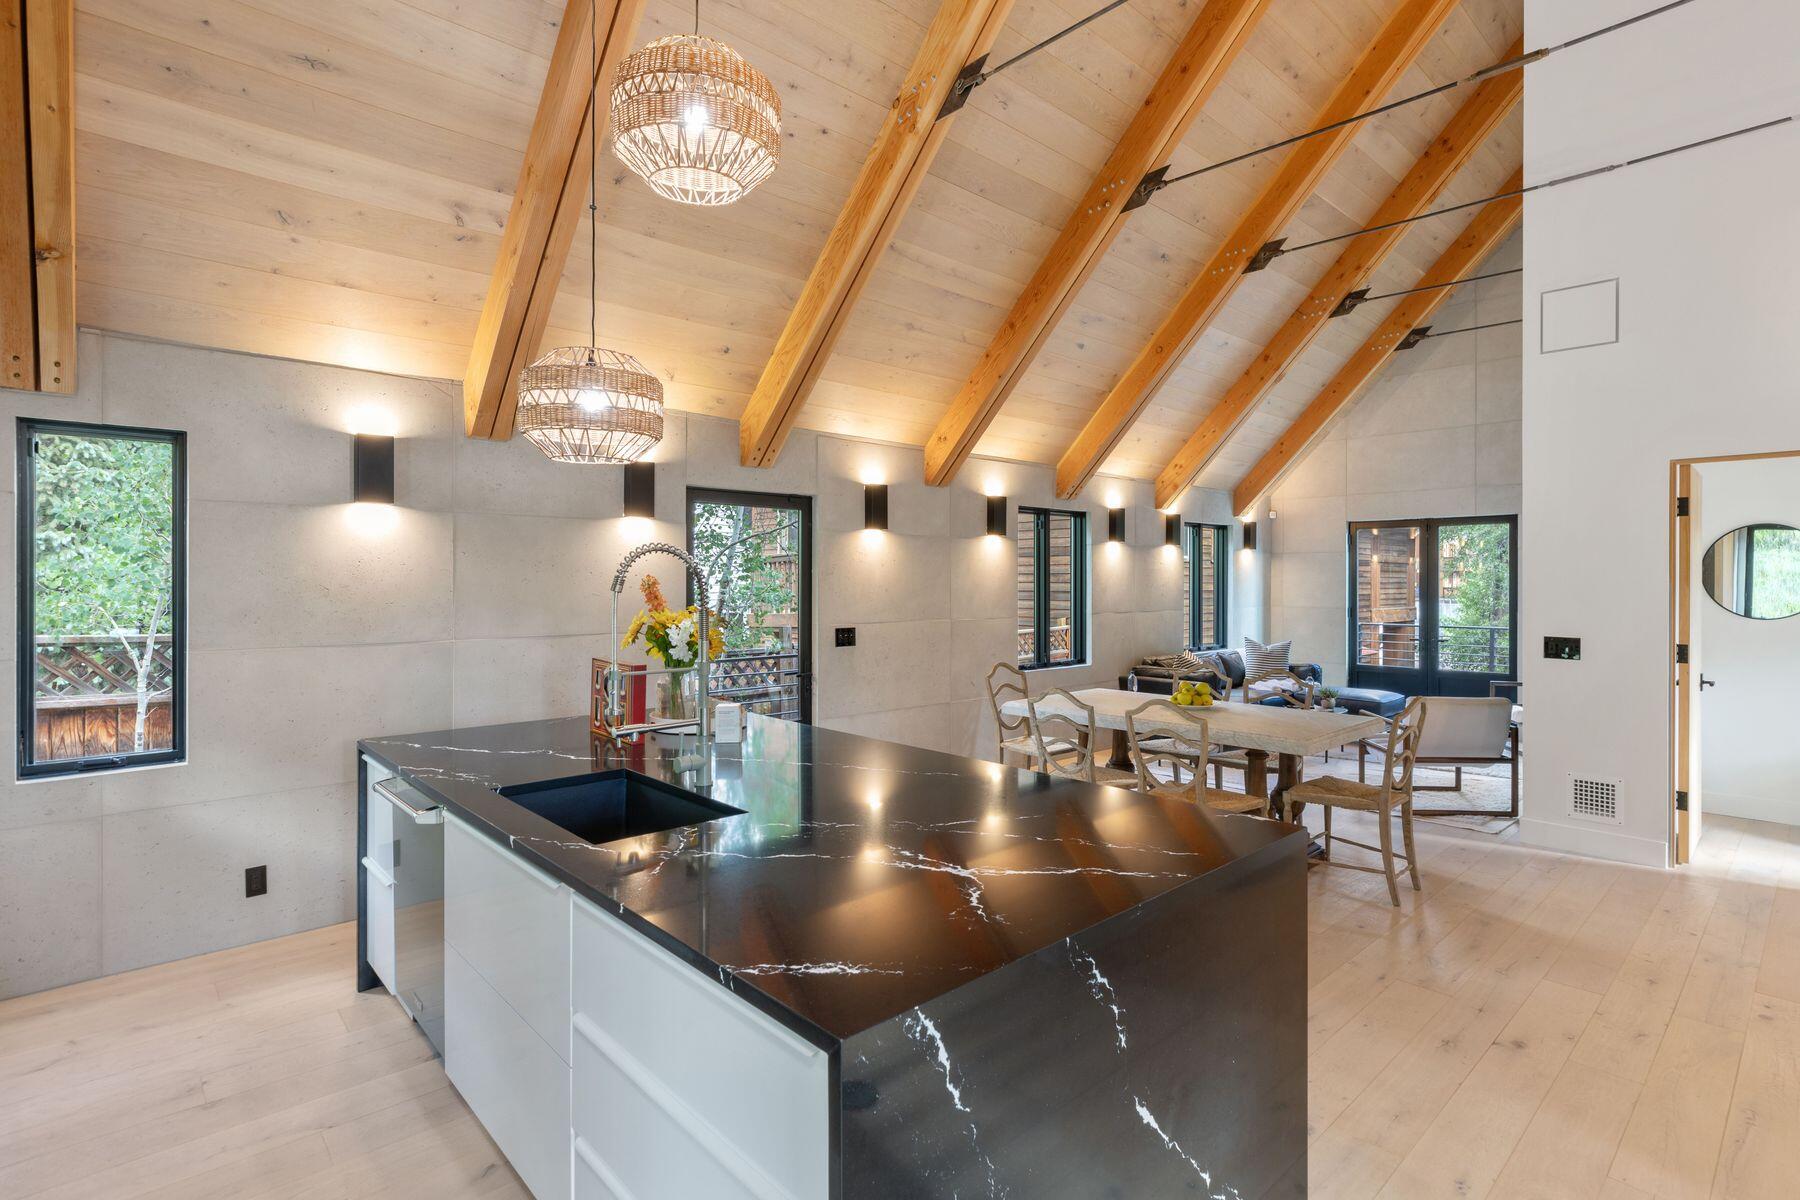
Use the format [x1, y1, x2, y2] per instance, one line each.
[1107, 508, 1126, 543]
[352, 434, 395, 504]
[864, 483, 889, 531]
[1241, 519, 1258, 551]
[1164, 513, 1181, 547]
[986, 495, 1008, 537]
[623, 461, 655, 517]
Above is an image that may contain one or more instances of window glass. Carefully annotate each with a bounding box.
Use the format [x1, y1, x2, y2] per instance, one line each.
[19, 421, 185, 776]
[1016, 508, 1086, 669]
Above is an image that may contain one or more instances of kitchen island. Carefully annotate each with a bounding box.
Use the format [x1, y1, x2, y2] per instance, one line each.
[357, 713, 1306, 1200]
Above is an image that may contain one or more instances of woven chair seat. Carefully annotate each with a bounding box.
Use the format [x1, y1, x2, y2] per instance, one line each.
[1285, 775, 1386, 811]
[1146, 783, 1267, 815]
[1090, 764, 1140, 787]
[999, 735, 1038, 759]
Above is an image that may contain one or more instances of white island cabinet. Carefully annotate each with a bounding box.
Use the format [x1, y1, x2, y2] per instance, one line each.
[442, 813, 830, 1200]
[444, 815, 571, 1200]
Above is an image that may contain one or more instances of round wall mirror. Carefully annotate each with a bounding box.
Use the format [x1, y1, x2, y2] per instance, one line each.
[1702, 524, 1800, 619]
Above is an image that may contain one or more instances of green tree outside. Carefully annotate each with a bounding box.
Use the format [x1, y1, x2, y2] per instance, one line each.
[32, 431, 176, 752]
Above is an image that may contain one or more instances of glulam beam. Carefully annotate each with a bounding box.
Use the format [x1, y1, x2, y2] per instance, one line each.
[738, 0, 1017, 468]
[463, 0, 647, 439]
[919, 0, 1274, 486]
[2, 0, 74, 394]
[1052, 0, 1461, 500]
[1229, 171, 1524, 515]
[1150, 37, 1524, 509]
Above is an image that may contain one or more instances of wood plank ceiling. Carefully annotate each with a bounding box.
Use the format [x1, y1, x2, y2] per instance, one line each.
[70, 0, 1522, 502]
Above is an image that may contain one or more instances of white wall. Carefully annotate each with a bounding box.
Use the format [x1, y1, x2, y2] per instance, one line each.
[1268, 234, 1523, 683]
[1694, 457, 1800, 826]
[0, 331, 1243, 998]
[1521, 0, 1800, 865]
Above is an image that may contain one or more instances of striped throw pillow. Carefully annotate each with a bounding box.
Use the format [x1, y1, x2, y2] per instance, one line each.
[1175, 649, 1207, 674]
[1242, 636, 1292, 682]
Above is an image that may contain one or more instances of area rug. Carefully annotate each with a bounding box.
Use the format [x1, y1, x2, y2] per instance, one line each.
[1298, 751, 1521, 836]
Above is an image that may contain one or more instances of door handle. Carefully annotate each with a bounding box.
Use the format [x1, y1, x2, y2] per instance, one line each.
[1699, 675, 1717, 690]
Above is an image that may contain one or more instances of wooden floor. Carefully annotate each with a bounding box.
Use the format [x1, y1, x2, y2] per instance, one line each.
[2, 815, 1796, 1199]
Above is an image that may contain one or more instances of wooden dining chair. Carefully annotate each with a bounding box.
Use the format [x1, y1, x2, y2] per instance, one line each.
[1125, 700, 1269, 817]
[1282, 697, 1427, 906]
[985, 662, 1040, 768]
[1195, 680, 1268, 793]
[1027, 689, 1137, 787]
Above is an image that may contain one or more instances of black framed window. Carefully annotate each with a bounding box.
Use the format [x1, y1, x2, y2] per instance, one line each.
[17, 419, 187, 777]
[1183, 522, 1228, 650]
[1347, 514, 1516, 697]
[1016, 507, 1087, 670]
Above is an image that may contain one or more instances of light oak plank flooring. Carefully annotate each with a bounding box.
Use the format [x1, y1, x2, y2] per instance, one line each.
[0, 814, 1794, 1198]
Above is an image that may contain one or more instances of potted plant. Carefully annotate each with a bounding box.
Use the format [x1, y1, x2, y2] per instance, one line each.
[1317, 685, 1341, 711]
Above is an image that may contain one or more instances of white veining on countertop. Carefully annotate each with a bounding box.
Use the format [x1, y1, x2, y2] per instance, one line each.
[904, 1010, 1006, 1198]
[1132, 1095, 1240, 1200]
[1069, 943, 1128, 1052]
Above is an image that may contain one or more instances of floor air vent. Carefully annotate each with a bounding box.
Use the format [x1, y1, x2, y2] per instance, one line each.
[1567, 775, 1623, 825]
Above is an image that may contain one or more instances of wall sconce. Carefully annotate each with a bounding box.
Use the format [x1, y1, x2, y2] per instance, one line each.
[1164, 514, 1181, 547]
[1241, 519, 1258, 551]
[1107, 508, 1126, 543]
[353, 434, 395, 503]
[864, 483, 889, 531]
[623, 461, 655, 518]
[986, 495, 1008, 537]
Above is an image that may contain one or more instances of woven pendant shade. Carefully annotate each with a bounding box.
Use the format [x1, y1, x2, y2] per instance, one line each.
[516, 346, 665, 464]
[610, 34, 780, 206]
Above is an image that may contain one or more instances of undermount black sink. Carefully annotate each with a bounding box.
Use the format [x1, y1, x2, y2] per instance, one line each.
[496, 771, 743, 845]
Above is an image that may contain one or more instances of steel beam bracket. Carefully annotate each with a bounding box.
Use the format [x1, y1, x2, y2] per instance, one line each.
[1243, 238, 1287, 274]
[936, 56, 989, 121]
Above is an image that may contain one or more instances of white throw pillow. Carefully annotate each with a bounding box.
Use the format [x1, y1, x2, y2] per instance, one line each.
[1242, 636, 1292, 682]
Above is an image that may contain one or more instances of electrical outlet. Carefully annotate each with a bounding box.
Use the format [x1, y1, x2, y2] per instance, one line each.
[1544, 636, 1581, 660]
[245, 865, 268, 898]
[835, 627, 856, 647]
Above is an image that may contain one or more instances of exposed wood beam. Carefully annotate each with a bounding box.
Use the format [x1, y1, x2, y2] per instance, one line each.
[463, 0, 647, 439]
[1229, 171, 1524, 515]
[2, 0, 73, 394]
[1, 0, 35, 390]
[738, 0, 1017, 468]
[919, 0, 1273, 486]
[1052, 0, 1460, 500]
[1149, 37, 1523, 510]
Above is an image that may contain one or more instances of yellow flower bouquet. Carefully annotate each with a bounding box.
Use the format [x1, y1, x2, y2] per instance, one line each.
[620, 574, 725, 668]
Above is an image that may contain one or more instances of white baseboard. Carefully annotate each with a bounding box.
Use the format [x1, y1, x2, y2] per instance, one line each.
[1702, 789, 1800, 827]
[1518, 817, 1670, 868]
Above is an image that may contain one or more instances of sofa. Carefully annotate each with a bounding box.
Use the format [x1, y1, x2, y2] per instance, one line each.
[1120, 649, 1322, 705]
[1122, 650, 1408, 718]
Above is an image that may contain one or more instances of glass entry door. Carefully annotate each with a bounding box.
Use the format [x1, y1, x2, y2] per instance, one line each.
[688, 489, 813, 722]
[1349, 516, 1516, 697]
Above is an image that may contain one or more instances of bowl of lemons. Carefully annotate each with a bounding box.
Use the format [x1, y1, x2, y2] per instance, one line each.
[1171, 680, 1213, 707]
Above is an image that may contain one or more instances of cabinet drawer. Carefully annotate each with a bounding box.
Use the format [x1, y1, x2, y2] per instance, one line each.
[445, 942, 570, 1200]
[571, 897, 828, 1200]
[445, 815, 571, 1062]
[573, 1135, 633, 1200]
[572, 1012, 775, 1200]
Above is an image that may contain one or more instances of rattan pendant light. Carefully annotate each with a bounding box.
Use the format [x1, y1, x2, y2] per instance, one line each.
[516, 0, 665, 465]
[609, 2, 780, 206]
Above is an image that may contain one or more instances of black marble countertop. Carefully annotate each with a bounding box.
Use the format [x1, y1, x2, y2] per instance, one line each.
[360, 714, 1298, 1050]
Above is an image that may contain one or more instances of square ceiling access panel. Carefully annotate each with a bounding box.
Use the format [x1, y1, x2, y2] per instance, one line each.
[1540, 277, 1620, 353]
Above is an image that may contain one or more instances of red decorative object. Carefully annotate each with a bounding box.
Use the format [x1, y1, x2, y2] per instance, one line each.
[593, 659, 647, 734]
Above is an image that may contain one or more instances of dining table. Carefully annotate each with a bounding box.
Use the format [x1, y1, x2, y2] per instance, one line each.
[1002, 687, 1389, 822]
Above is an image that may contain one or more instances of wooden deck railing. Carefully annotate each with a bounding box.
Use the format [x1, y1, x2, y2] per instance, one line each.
[32, 635, 175, 759]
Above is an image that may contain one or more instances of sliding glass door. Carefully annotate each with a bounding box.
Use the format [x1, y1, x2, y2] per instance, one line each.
[1348, 516, 1516, 697]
